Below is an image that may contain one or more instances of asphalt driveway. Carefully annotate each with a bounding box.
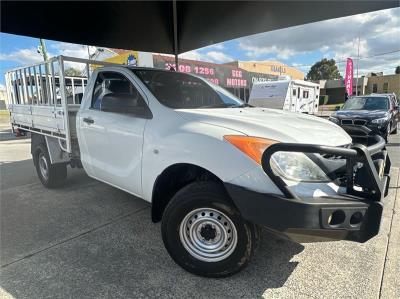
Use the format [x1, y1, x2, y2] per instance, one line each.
[1, 116, 399, 298]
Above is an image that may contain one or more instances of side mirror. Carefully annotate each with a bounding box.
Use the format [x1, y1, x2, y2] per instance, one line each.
[335, 105, 341, 111]
[101, 93, 152, 118]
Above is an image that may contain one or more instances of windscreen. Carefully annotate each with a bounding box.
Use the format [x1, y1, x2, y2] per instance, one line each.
[132, 69, 243, 109]
[342, 96, 389, 111]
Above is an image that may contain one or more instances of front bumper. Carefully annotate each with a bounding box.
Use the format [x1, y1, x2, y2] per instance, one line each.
[340, 124, 389, 142]
[225, 135, 391, 243]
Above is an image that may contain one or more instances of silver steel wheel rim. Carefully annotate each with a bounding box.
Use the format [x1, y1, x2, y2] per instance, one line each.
[38, 153, 49, 180]
[179, 208, 238, 262]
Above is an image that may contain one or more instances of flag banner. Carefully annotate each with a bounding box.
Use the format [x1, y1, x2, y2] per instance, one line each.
[344, 58, 353, 95]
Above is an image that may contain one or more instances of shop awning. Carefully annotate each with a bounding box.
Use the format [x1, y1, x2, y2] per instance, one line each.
[1, 1, 397, 55]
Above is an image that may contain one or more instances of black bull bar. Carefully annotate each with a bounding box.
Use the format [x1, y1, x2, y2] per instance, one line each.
[261, 134, 391, 201]
[225, 134, 391, 243]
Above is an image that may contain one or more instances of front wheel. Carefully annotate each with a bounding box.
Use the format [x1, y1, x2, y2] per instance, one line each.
[384, 123, 391, 143]
[161, 182, 258, 277]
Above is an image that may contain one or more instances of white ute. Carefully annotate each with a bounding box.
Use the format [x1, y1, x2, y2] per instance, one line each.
[6, 56, 391, 277]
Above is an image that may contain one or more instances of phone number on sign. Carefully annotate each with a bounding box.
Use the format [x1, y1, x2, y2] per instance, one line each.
[165, 63, 215, 76]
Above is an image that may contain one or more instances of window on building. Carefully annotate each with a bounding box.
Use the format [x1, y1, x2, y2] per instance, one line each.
[383, 82, 389, 93]
[372, 83, 378, 93]
[292, 89, 296, 96]
[303, 90, 309, 98]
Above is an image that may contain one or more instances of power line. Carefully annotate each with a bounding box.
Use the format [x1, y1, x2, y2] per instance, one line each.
[288, 49, 400, 68]
[359, 49, 400, 60]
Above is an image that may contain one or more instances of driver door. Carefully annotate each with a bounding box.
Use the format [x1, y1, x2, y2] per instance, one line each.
[78, 70, 150, 197]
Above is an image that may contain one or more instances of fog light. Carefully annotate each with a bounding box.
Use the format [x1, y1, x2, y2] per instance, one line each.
[328, 210, 346, 226]
[350, 212, 363, 226]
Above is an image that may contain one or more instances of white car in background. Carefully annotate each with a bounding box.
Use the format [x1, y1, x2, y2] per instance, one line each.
[6, 56, 391, 277]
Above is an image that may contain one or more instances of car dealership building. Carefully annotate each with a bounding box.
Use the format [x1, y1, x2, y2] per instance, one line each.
[93, 48, 306, 102]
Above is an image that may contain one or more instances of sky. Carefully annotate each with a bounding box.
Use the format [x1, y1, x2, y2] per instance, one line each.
[0, 7, 399, 87]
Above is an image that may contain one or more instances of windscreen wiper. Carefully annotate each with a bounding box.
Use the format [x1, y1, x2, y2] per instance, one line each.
[200, 103, 235, 108]
[231, 103, 253, 108]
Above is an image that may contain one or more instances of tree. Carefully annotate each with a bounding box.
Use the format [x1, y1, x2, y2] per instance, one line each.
[306, 58, 342, 81]
[396, 66, 400, 74]
[64, 68, 82, 77]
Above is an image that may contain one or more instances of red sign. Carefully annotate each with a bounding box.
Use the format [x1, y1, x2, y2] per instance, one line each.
[153, 55, 276, 89]
[226, 78, 247, 87]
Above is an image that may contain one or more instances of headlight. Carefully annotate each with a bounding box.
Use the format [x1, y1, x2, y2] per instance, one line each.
[224, 135, 329, 182]
[270, 152, 330, 182]
[371, 116, 390, 124]
[328, 116, 339, 124]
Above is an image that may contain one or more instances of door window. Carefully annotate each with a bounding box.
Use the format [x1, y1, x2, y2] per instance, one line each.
[92, 71, 150, 118]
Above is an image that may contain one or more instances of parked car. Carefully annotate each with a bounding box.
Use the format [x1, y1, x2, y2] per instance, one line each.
[329, 94, 399, 142]
[374, 92, 398, 105]
[6, 56, 391, 277]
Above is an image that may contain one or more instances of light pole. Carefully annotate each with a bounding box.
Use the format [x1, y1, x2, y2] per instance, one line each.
[37, 38, 50, 74]
[39, 38, 48, 61]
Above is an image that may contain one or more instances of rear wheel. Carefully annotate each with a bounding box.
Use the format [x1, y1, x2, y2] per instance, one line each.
[161, 181, 257, 277]
[34, 144, 67, 188]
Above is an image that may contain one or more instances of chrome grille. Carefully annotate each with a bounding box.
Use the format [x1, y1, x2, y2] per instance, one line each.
[341, 119, 367, 126]
[354, 119, 367, 126]
[341, 119, 353, 125]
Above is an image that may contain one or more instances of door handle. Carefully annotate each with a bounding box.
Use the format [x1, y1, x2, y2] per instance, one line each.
[83, 117, 94, 124]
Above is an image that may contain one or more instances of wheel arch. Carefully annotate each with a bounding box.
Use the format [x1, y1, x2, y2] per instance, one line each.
[31, 133, 46, 165]
[151, 163, 224, 223]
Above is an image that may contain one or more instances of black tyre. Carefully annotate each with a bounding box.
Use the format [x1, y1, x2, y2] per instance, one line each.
[391, 123, 398, 134]
[33, 144, 67, 188]
[161, 181, 257, 277]
[384, 123, 391, 142]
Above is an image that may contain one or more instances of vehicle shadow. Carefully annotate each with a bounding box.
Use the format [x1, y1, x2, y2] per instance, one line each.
[233, 229, 304, 290]
[0, 158, 94, 191]
[1, 221, 304, 298]
[0, 159, 304, 298]
[386, 142, 400, 147]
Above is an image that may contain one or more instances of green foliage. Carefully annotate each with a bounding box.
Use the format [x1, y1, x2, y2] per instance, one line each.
[396, 66, 400, 74]
[306, 58, 342, 81]
[64, 68, 82, 77]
